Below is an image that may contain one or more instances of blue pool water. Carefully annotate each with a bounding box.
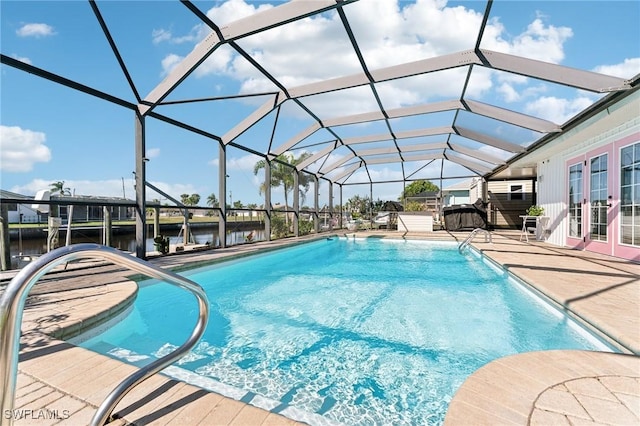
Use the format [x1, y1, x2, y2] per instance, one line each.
[73, 238, 612, 425]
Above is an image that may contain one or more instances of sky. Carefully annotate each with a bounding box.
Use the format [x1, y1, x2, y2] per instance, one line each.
[1, 0, 639, 207]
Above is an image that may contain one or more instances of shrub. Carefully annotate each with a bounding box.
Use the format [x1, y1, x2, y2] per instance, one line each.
[526, 205, 544, 216]
[299, 219, 314, 235]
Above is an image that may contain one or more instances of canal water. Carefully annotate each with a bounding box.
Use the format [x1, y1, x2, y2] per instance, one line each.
[8, 227, 265, 270]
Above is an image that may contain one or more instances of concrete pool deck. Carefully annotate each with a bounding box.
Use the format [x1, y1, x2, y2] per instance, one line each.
[1, 231, 638, 425]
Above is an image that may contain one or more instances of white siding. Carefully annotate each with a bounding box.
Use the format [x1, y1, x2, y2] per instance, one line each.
[536, 115, 640, 247]
[537, 158, 566, 246]
[8, 205, 40, 224]
[397, 213, 433, 232]
[471, 179, 484, 202]
[487, 180, 533, 228]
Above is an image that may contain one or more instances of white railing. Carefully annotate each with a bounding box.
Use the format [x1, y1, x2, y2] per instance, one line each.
[458, 228, 492, 252]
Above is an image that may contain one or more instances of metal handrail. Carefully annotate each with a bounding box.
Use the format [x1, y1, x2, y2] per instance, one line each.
[458, 228, 492, 252]
[0, 244, 209, 426]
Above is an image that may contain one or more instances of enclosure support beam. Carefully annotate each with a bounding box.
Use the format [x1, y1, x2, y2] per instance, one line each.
[339, 185, 344, 229]
[103, 207, 112, 247]
[314, 175, 320, 233]
[153, 207, 160, 239]
[218, 144, 227, 248]
[293, 170, 300, 237]
[369, 183, 373, 229]
[482, 177, 488, 203]
[265, 161, 271, 241]
[134, 113, 147, 259]
[0, 204, 10, 271]
[328, 180, 334, 232]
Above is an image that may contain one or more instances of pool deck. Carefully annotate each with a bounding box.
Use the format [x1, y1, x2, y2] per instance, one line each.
[1, 231, 638, 425]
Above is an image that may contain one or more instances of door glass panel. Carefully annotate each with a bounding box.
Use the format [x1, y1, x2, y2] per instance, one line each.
[622, 166, 632, 186]
[620, 143, 640, 247]
[568, 163, 582, 238]
[590, 154, 608, 241]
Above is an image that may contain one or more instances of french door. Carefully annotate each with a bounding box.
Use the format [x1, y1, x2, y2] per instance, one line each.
[567, 136, 640, 260]
[585, 150, 613, 254]
[566, 146, 613, 255]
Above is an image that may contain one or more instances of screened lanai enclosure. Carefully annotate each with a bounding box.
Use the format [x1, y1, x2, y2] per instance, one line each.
[1, 0, 638, 258]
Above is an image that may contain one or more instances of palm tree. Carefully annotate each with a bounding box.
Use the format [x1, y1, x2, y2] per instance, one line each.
[253, 152, 313, 212]
[188, 193, 200, 206]
[346, 195, 370, 218]
[206, 193, 219, 207]
[49, 181, 71, 218]
[50, 181, 71, 196]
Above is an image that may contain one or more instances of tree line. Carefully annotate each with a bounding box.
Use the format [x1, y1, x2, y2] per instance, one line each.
[48, 154, 438, 215]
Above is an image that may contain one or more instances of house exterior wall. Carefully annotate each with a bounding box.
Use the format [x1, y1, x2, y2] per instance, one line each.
[533, 94, 640, 261]
[469, 178, 484, 202]
[8, 204, 41, 224]
[59, 205, 133, 222]
[443, 190, 470, 206]
[487, 180, 535, 228]
[537, 157, 566, 246]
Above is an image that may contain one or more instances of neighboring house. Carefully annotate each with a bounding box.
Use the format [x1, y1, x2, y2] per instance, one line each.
[55, 195, 135, 222]
[469, 178, 484, 205]
[406, 191, 440, 212]
[487, 81, 640, 261]
[486, 179, 536, 229]
[441, 179, 473, 207]
[0, 190, 43, 224]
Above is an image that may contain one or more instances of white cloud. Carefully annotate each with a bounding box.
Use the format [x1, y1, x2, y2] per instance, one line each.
[495, 80, 551, 104]
[146, 148, 161, 159]
[484, 16, 572, 64]
[510, 18, 572, 63]
[525, 95, 594, 124]
[594, 58, 640, 79]
[10, 54, 32, 65]
[194, 45, 237, 78]
[368, 167, 404, 182]
[157, 1, 583, 125]
[346, 166, 404, 185]
[209, 153, 261, 170]
[16, 23, 56, 38]
[160, 54, 184, 76]
[497, 82, 521, 102]
[0, 125, 51, 172]
[152, 28, 172, 44]
[206, 0, 274, 25]
[11, 178, 201, 202]
[226, 153, 262, 170]
[152, 24, 209, 45]
[10, 179, 56, 196]
[203, 2, 566, 103]
[11, 178, 132, 198]
[477, 145, 512, 161]
[484, 14, 573, 104]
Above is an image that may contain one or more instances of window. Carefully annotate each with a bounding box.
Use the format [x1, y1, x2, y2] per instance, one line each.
[620, 142, 640, 246]
[568, 163, 582, 238]
[589, 154, 608, 242]
[508, 184, 524, 200]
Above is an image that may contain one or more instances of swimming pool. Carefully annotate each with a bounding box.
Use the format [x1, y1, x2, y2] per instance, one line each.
[72, 238, 613, 425]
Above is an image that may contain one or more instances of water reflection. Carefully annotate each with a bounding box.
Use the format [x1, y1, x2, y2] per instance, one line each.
[8, 228, 265, 270]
